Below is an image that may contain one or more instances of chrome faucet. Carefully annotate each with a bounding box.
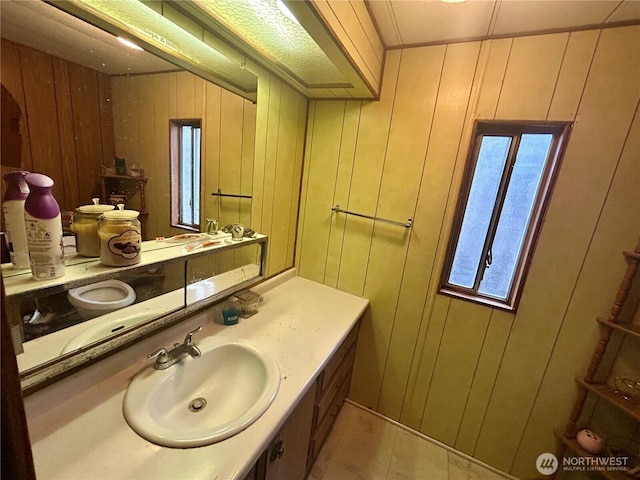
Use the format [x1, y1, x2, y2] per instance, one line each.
[147, 326, 203, 370]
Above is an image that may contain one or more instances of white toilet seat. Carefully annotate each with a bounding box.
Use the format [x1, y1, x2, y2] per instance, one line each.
[68, 279, 136, 315]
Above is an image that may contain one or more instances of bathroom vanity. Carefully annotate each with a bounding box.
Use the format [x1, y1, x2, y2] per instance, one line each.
[23, 269, 369, 480]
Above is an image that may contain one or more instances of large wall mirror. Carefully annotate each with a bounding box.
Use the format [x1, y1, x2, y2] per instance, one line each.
[0, 0, 262, 388]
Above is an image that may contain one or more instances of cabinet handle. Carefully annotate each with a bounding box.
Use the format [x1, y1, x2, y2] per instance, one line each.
[269, 440, 285, 462]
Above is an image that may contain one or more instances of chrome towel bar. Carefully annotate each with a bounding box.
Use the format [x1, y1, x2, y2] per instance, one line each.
[211, 188, 252, 199]
[331, 204, 413, 228]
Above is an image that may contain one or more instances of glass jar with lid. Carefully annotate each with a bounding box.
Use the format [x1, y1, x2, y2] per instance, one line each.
[98, 204, 142, 267]
[73, 198, 114, 257]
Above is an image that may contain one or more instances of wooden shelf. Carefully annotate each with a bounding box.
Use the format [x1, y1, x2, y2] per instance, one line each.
[623, 251, 640, 262]
[597, 317, 640, 340]
[576, 378, 640, 421]
[98, 173, 147, 182]
[555, 431, 633, 480]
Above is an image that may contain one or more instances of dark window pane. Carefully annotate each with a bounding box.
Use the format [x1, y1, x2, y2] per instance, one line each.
[449, 136, 511, 288]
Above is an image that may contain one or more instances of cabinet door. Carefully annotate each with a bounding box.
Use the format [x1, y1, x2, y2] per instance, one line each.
[264, 382, 317, 480]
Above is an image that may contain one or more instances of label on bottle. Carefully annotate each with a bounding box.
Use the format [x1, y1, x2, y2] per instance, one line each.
[24, 212, 65, 279]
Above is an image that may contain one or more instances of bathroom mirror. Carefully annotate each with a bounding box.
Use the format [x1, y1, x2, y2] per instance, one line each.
[0, 0, 261, 384]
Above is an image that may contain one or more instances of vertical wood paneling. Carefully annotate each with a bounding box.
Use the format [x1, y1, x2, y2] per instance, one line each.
[454, 309, 514, 455]
[151, 74, 172, 239]
[286, 97, 307, 265]
[269, 85, 305, 272]
[377, 42, 480, 420]
[474, 39, 512, 119]
[260, 81, 282, 267]
[334, 50, 401, 299]
[252, 73, 307, 276]
[310, 0, 383, 95]
[203, 80, 222, 224]
[420, 301, 492, 445]
[241, 101, 257, 230]
[546, 30, 599, 120]
[324, 101, 361, 288]
[97, 74, 115, 168]
[51, 59, 80, 207]
[1, 39, 32, 173]
[360, 45, 446, 412]
[296, 25, 639, 478]
[2, 40, 112, 211]
[398, 294, 451, 428]
[337, 52, 402, 406]
[511, 103, 639, 478]
[297, 101, 346, 282]
[473, 25, 640, 471]
[495, 33, 568, 119]
[20, 47, 66, 205]
[68, 63, 105, 205]
[219, 89, 245, 226]
[111, 71, 255, 241]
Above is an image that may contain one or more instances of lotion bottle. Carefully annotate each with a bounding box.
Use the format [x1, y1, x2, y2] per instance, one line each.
[2, 171, 30, 269]
[24, 173, 65, 279]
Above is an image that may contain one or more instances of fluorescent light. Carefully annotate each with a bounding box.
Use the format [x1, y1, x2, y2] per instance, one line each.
[117, 36, 143, 50]
[277, 0, 300, 25]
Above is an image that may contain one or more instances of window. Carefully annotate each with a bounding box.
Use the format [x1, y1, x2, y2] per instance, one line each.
[170, 120, 202, 230]
[440, 121, 571, 311]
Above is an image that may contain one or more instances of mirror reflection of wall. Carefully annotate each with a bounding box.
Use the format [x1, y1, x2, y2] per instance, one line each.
[0, 0, 260, 379]
[110, 71, 256, 240]
[0, 0, 257, 242]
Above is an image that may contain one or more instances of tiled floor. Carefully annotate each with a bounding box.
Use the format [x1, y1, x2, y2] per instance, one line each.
[307, 401, 517, 480]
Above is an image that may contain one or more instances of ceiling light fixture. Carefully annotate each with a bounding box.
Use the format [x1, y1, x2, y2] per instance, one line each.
[440, 0, 467, 3]
[276, 0, 300, 26]
[117, 36, 143, 51]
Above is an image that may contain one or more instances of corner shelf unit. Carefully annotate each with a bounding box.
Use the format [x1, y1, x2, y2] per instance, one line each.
[556, 239, 640, 479]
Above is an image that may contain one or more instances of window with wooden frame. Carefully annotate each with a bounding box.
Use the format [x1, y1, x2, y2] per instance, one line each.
[170, 120, 202, 231]
[440, 120, 572, 311]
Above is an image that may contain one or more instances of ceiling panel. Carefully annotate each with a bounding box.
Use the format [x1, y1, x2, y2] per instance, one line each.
[491, 1, 620, 36]
[608, 1, 640, 22]
[367, 0, 640, 48]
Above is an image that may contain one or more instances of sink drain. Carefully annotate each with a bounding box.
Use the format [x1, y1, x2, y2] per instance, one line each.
[188, 397, 207, 412]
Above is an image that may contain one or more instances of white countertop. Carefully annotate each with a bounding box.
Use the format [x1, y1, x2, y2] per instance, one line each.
[24, 269, 369, 480]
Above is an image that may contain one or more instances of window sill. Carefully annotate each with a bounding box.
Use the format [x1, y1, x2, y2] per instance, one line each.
[438, 287, 517, 312]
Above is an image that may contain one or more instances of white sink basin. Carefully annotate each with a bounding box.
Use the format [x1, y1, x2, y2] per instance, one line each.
[123, 335, 280, 448]
[61, 312, 159, 354]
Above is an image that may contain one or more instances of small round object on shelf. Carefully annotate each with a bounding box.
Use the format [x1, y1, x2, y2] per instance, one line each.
[577, 428, 603, 454]
[614, 377, 640, 402]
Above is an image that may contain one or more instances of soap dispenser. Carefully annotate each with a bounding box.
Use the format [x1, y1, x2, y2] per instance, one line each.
[221, 296, 241, 325]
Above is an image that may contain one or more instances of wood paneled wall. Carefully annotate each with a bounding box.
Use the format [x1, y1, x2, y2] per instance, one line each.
[110, 71, 256, 241]
[309, 0, 384, 97]
[252, 73, 308, 276]
[111, 69, 308, 277]
[296, 25, 640, 477]
[1, 39, 112, 211]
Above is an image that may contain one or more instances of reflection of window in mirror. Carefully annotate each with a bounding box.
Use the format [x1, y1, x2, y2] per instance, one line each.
[170, 120, 202, 231]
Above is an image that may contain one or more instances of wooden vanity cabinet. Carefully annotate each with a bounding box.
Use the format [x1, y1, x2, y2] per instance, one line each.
[308, 322, 359, 468]
[246, 321, 360, 480]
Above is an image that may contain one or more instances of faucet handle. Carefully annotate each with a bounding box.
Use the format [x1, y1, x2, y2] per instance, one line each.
[147, 347, 169, 364]
[183, 326, 203, 345]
